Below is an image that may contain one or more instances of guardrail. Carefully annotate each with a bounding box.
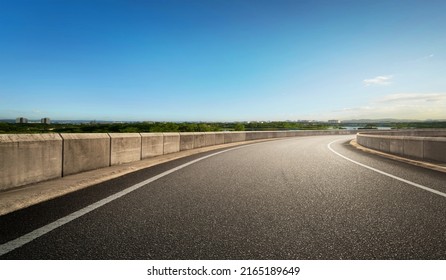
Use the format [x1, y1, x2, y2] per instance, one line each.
[356, 129, 446, 164]
[1, 130, 358, 191]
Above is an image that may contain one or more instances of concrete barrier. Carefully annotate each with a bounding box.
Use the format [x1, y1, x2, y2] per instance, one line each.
[179, 132, 195, 151]
[357, 130, 446, 163]
[163, 133, 180, 154]
[246, 131, 267, 141]
[403, 137, 424, 159]
[215, 132, 225, 145]
[61, 133, 110, 176]
[194, 132, 206, 148]
[224, 132, 246, 143]
[0, 134, 62, 191]
[265, 131, 275, 138]
[357, 129, 446, 137]
[1, 129, 364, 191]
[223, 132, 232, 144]
[234, 132, 247, 142]
[204, 132, 216, 147]
[109, 133, 142, 165]
[423, 137, 446, 163]
[357, 133, 401, 155]
[296, 131, 312, 137]
[389, 137, 404, 156]
[287, 131, 298, 137]
[379, 137, 391, 153]
[141, 133, 164, 159]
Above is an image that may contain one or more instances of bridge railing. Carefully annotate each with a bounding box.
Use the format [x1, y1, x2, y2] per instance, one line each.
[356, 129, 446, 164]
[1, 130, 358, 191]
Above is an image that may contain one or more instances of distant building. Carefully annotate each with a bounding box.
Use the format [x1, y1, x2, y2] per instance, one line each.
[328, 120, 341, 124]
[16, 117, 28, 124]
[41, 118, 51, 124]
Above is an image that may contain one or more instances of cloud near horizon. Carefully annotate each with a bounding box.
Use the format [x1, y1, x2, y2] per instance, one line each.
[377, 93, 446, 103]
[329, 93, 446, 120]
[363, 75, 393, 87]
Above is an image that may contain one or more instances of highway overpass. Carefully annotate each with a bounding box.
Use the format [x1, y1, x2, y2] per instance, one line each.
[1, 134, 445, 259]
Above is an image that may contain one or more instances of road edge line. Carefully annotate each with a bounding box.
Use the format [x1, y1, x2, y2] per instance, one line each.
[0, 143, 257, 257]
[328, 139, 446, 199]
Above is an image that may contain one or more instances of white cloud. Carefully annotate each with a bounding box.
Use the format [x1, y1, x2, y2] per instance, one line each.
[418, 54, 434, 61]
[363, 75, 393, 87]
[377, 93, 446, 103]
[325, 93, 446, 120]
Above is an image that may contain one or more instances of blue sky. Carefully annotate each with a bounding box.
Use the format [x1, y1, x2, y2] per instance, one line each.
[1, 0, 445, 121]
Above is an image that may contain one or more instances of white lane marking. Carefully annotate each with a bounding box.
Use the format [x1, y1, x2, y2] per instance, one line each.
[328, 139, 446, 199]
[0, 144, 252, 257]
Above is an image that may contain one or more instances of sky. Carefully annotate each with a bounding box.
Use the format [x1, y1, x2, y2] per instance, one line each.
[1, 0, 446, 122]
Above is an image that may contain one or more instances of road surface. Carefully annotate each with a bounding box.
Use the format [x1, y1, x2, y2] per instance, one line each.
[1, 135, 445, 259]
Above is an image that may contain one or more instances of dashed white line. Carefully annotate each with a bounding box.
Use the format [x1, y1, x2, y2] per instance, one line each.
[328, 139, 446, 199]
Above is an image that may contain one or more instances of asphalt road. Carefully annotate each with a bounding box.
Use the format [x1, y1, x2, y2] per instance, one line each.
[1, 135, 446, 259]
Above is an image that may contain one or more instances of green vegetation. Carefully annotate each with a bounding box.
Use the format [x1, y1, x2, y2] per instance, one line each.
[390, 122, 446, 129]
[244, 121, 336, 131]
[1, 121, 445, 134]
[361, 124, 378, 129]
[0, 121, 335, 134]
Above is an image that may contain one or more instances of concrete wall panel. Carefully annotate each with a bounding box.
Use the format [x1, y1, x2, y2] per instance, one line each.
[163, 133, 180, 154]
[215, 132, 225, 145]
[0, 134, 62, 191]
[245, 132, 256, 141]
[141, 133, 164, 159]
[257, 132, 269, 139]
[231, 132, 246, 143]
[194, 133, 206, 148]
[389, 138, 404, 156]
[264, 131, 274, 138]
[109, 133, 141, 165]
[204, 132, 216, 147]
[246, 131, 265, 141]
[403, 137, 424, 159]
[61, 133, 110, 176]
[379, 138, 391, 153]
[275, 131, 287, 138]
[423, 137, 446, 162]
[369, 137, 381, 150]
[356, 134, 365, 146]
[357, 131, 446, 163]
[223, 132, 233, 144]
[179, 132, 195, 151]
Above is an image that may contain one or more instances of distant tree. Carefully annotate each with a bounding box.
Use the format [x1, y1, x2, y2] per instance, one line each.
[150, 122, 180, 132]
[364, 123, 377, 129]
[234, 123, 245, 131]
[197, 123, 212, 132]
[0, 122, 10, 133]
[120, 127, 139, 133]
[179, 123, 198, 132]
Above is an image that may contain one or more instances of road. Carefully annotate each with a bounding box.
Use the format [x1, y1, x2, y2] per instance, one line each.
[1, 135, 446, 259]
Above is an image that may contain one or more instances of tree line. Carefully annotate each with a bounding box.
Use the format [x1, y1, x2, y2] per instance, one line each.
[0, 121, 337, 134]
[3, 121, 444, 134]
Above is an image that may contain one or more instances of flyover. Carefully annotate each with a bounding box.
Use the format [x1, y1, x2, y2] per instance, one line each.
[1, 134, 445, 259]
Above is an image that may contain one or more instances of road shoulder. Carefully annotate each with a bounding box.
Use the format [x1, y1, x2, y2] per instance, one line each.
[0, 138, 278, 216]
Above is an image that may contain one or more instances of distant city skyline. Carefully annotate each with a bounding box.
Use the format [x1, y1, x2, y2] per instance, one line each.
[1, 0, 445, 122]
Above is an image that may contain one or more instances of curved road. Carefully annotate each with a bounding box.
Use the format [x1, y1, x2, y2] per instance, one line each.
[1, 135, 446, 259]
